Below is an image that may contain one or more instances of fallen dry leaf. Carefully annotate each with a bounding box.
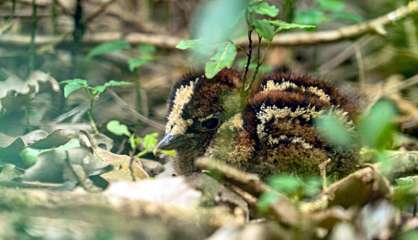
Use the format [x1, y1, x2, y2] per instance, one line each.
[96, 148, 149, 181]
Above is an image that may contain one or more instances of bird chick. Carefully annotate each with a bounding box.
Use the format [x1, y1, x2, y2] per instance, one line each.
[156, 69, 241, 174]
[158, 70, 359, 178]
[241, 72, 358, 177]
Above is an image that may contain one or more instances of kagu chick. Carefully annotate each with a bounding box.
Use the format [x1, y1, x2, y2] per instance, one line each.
[157, 69, 241, 174]
[157, 69, 359, 178]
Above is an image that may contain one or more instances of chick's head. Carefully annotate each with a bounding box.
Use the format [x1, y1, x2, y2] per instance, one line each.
[157, 69, 241, 158]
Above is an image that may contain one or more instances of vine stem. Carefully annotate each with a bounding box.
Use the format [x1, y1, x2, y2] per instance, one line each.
[241, 29, 253, 107]
[251, 34, 263, 84]
[87, 97, 99, 134]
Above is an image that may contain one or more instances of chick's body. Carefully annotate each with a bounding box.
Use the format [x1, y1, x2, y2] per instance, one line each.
[158, 69, 358, 178]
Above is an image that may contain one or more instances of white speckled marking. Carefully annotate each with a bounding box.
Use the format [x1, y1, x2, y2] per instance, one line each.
[263, 80, 331, 102]
[264, 133, 313, 149]
[166, 79, 199, 135]
[255, 104, 321, 145]
[255, 103, 352, 146]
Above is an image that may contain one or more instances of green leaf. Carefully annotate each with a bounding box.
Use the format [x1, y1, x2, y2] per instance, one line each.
[130, 135, 139, 150]
[127, 44, 156, 71]
[269, 20, 316, 32]
[253, 19, 275, 41]
[249, 1, 279, 17]
[160, 149, 177, 157]
[295, 9, 326, 25]
[93, 80, 131, 95]
[138, 44, 156, 55]
[142, 133, 159, 152]
[332, 11, 363, 23]
[359, 100, 397, 150]
[128, 58, 150, 72]
[315, 112, 353, 146]
[268, 175, 302, 195]
[106, 120, 131, 137]
[176, 39, 203, 50]
[257, 191, 280, 213]
[205, 42, 237, 78]
[19, 148, 42, 167]
[87, 40, 130, 59]
[62, 79, 89, 98]
[318, 0, 345, 12]
[304, 177, 322, 197]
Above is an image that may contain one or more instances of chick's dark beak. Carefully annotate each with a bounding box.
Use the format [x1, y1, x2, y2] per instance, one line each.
[155, 133, 177, 150]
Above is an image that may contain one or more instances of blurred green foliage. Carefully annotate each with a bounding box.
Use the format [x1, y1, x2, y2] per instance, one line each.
[128, 45, 156, 72]
[295, 0, 363, 25]
[62, 79, 130, 132]
[204, 42, 237, 78]
[359, 101, 397, 150]
[257, 174, 321, 213]
[62, 79, 131, 99]
[87, 40, 131, 60]
[315, 111, 353, 147]
[177, 0, 314, 79]
[107, 120, 175, 158]
[316, 100, 397, 151]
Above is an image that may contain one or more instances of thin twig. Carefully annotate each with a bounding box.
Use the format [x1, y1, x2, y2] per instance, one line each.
[107, 89, 165, 131]
[195, 157, 301, 226]
[385, 74, 418, 94]
[85, 0, 117, 24]
[195, 157, 270, 197]
[318, 36, 373, 74]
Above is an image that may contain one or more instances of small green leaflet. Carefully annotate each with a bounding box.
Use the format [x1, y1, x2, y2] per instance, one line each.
[332, 12, 363, 23]
[318, 0, 345, 12]
[268, 174, 321, 197]
[269, 20, 316, 31]
[92, 80, 131, 95]
[257, 191, 280, 213]
[253, 19, 275, 41]
[268, 175, 303, 194]
[205, 42, 237, 78]
[248, 1, 279, 17]
[142, 133, 159, 152]
[128, 44, 156, 72]
[137, 132, 162, 158]
[359, 100, 396, 150]
[87, 40, 130, 59]
[128, 58, 149, 72]
[61, 79, 89, 98]
[252, 19, 315, 42]
[138, 44, 156, 54]
[107, 120, 131, 137]
[315, 112, 352, 147]
[176, 39, 203, 50]
[295, 9, 326, 25]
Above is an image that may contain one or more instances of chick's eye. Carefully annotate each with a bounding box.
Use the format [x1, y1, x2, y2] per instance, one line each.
[201, 117, 220, 130]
